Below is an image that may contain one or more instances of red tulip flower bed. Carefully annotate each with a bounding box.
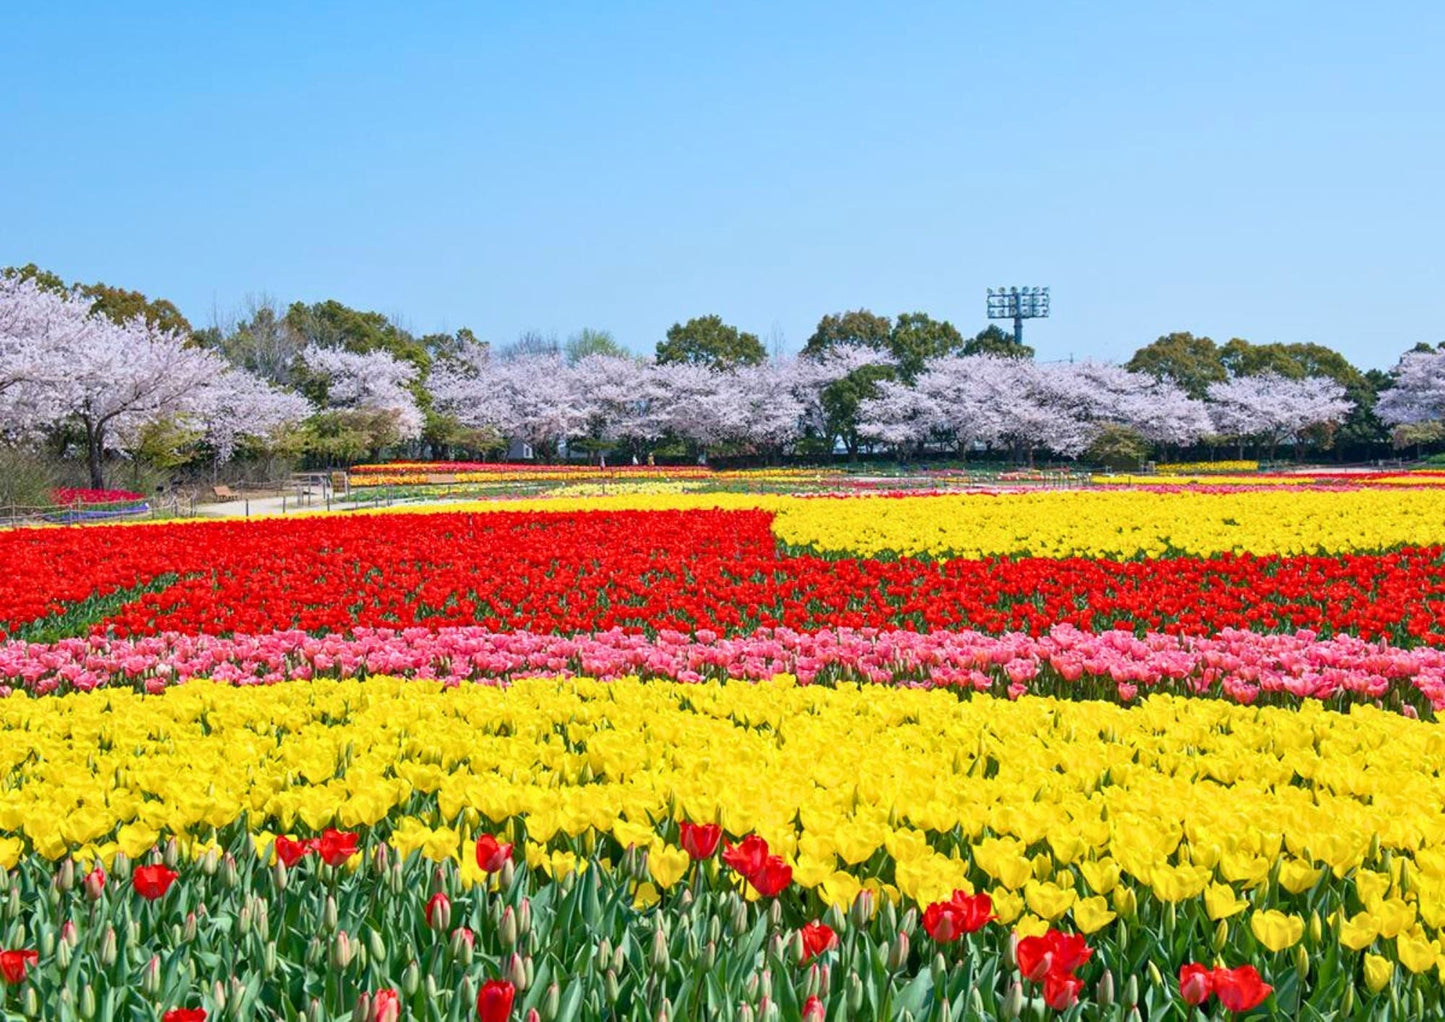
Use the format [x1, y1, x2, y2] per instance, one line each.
[3, 509, 1444, 646]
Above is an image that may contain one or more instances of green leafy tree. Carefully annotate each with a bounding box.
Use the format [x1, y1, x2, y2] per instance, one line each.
[801, 310, 893, 356]
[963, 325, 1034, 359]
[5, 263, 192, 334]
[655, 315, 765, 369]
[889, 312, 965, 381]
[565, 328, 627, 363]
[1086, 424, 1151, 471]
[1126, 333, 1227, 400]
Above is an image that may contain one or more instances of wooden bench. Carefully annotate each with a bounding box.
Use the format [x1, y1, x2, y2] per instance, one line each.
[212, 485, 239, 500]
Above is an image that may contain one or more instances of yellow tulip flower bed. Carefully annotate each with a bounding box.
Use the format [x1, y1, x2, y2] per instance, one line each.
[769, 488, 1445, 559]
[5, 677, 1445, 1013]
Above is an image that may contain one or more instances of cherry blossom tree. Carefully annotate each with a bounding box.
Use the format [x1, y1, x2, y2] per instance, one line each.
[431, 351, 584, 459]
[1206, 372, 1353, 457]
[192, 369, 314, 463]
[732, 359, 812, 458]
[301, 345, 423, 443]
[0, 275, 90, 435]
[1376, 350, 1445, 427]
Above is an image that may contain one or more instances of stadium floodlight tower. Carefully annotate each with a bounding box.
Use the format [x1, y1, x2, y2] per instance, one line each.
[986, 286, 1050, 346]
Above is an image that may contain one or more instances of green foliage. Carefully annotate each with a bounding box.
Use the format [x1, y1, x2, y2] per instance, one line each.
[801, 309, 893, 357]
[655, 316, 765, 369]
[302, 409, 410, 465]
[1087, 424, 1152, 471]
[1126, 332, 1228, 400]
[5, 263, 192, 334]
[889, 312, 965, 381]
[566, 328, 628, 363]
[963, 325, 1034, 359]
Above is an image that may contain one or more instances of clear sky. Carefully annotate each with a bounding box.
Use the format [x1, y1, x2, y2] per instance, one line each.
[2, 2, 1441, 369]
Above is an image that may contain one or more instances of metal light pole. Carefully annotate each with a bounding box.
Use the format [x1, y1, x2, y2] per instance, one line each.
[986, 286, 1050, 346]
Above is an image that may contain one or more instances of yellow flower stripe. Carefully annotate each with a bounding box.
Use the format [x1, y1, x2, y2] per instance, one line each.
[769, 489, 1445, 558]
[1157, 461, 1261, 474]
[3, 676, 1445, 963]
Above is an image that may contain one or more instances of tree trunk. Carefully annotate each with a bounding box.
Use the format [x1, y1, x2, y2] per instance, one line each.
[86, 421, 105, 489]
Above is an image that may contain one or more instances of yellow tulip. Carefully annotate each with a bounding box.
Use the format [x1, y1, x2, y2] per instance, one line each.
[1395, 931, 1438, 974]
[1363, 954, 1393, 994]
[1251, 910, 1305, 952]
[1204, 883, 1249, 921]
[647, 844, 692, 890]
[1073, 896, 1117, 935]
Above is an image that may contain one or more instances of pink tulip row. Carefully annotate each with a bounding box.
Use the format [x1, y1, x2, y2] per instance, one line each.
[1, 624, 1443, 710]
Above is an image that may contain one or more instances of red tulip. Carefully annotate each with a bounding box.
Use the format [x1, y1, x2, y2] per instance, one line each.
[1179, 963, 1214, 1006]
[800, 921, 837, 961]
[0, 950, 37, 985]
[1015, 936, 1055, 983]
[132, 865, 179, 901]
[274, 835, 311, 867]
[679, 821, 722, 860]
[317, 828, 359, 866]
[371, 989, 401, 1022]
[1043, 970, 1083, 1011]
[922, 901, 965, 943]
[949, 891, 994, 932]
[1017, 930, 1092, 983]
[83, 866, 106, 901]
[1213, 965, 1272, 1013]
[477, 978, 516, 1022]
[747, 856, 793, 898]
[475, 833, 514, 873]
[721, 834, 770, 878]
[801, 995, 826, 1022]
[163, 1010, 208, 1022]
[426, 892, 452, 931]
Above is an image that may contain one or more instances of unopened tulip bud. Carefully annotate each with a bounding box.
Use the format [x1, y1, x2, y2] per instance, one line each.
[264, 940, 278, 976]
[212, 980, 227, 1012]
[1002, 981, 1025, 1019]
[272, 859, 289, 892]
[768, 900, 783, 929]
[331, 930, 355, 969]
[804, 964, 821, 999]
[368, 928, 386, 964]
[56, 940, 72, 970]
[111, 851, 131, 881]
[1213, 919, 1228, 951]
[83, 867, 106, 902]
[899, 907, 918, 937]
[426, 891, 451, 932]
[450, 926, 475, 964]
[323, 895, 339, 931]
[968, 988, 985, 1015]
[757, 997, 772, 1021]
[731, 897, 749, 936]
[847, 974, 864, 1013]
[604, 969, 620, 1004]
[508, 952, 529, 992]
[183, 911, 198, 942]
[56, 858, 75, 893]
[1147, 961, 1163, 989]
[931, 952, 946, 987]
[1309, 910, 1323, 945]
[21, 988, 38, 1017]
[517, 896, 532, 937]
[1098, 968, 1115, 1008]
[849, 889, 875, 929]
[1123, 974, 1139, 1009]
[221, 853, 238, 888]
[1295, 944, 1309, 979]
[163, 837, 180, 868]
[402, 961, 420, 997]
[306, 936, 324, 967]
[141, 956, 162, 997]
[737, 1006, 755, 1022]
[541, 982, 559, 1021]
[702, 941, 716, 971]
[1112, 884, 1137, 919]
[1004, 933, 1018, 971]
[79, 984, 96, 1020]
[350, 992, 371, 1022]
[60, 920, 79, 948]
[802, 996, 825, 1022]
[758, 968, 773, 1001]
[499, 858, 517, 889]
[200, 848, 220, 875]
[526, 1012, 541, 1022]
[500, 906, 518, 949]
[887, 930, 910, 971]
[99, 927, 117, 968]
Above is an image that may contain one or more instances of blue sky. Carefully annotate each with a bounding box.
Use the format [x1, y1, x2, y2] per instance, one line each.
[2, 2, 1441, 368]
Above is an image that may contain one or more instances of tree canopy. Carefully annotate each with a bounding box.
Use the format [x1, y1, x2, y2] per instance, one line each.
[655, 315, 765, 370]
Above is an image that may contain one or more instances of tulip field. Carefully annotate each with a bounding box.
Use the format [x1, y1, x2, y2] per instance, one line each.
[3, 488, 1445, 1020]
